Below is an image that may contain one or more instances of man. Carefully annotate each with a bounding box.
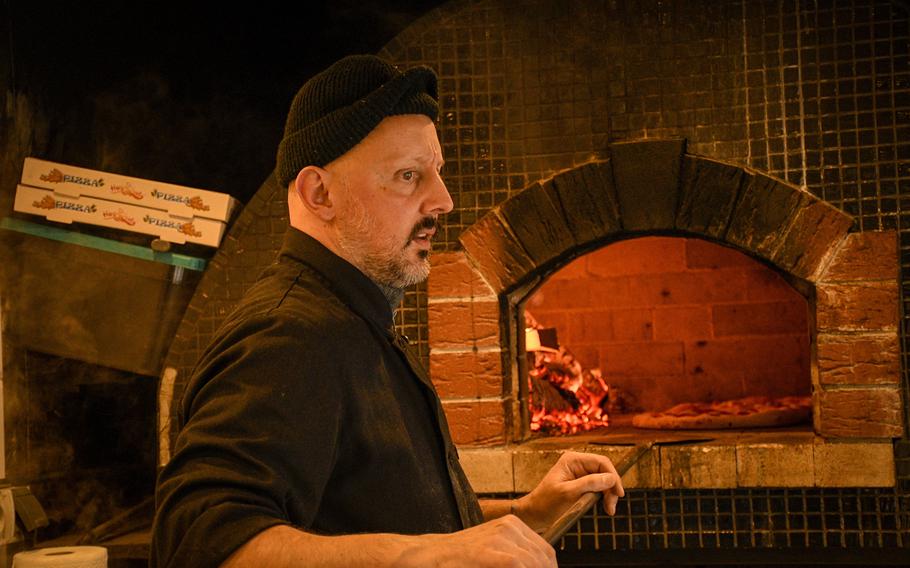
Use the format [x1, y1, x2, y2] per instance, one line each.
[151, 55, 624, 568]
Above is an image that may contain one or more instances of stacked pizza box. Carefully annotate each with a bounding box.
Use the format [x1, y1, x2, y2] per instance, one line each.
[14, 157, 239, 247]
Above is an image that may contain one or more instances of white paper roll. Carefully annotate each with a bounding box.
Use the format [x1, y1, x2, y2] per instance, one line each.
[12, 546, 107, 568]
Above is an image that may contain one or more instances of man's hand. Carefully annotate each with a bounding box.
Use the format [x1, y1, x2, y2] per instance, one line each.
[222, 454, 622, 568]
[404, 515, 556, 567]
[514, 451, 625, 532]
[223, 517, 557, 568]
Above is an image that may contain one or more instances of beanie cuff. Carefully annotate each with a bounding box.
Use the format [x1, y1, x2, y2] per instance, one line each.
[276, 60, 439, 188]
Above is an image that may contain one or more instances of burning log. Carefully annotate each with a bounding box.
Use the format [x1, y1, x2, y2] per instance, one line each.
[528, 370, 575, 413]
[525, 315, 610, 434]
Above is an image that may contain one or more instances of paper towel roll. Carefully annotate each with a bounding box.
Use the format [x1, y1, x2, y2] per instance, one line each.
[12, 546, 107, 568]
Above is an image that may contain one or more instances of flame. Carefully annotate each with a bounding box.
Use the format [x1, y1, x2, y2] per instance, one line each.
[527, 348, 610, 435]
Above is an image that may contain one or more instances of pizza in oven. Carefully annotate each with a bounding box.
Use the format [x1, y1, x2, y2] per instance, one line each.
[632, 395, 812, 430]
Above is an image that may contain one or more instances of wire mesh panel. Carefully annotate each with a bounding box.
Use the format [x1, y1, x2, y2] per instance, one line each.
[554, 488, 907, 552]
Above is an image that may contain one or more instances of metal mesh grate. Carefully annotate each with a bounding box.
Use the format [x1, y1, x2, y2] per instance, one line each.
[554, 488, 908, 552]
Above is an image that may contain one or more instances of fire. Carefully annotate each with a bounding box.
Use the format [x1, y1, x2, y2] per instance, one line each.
[526, 317, 610, 434]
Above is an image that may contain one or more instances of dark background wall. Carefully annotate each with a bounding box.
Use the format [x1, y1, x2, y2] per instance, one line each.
[0, 0, 445, 539]
[0, 0, 443, 206]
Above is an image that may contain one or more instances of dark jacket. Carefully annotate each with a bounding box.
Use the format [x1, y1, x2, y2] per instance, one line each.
[150, 228, 483, 568]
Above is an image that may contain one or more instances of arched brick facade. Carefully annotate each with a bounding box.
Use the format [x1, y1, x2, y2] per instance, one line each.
[427, 141, 902, 446]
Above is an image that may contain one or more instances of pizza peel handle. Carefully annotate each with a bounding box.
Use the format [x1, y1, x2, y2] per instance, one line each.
[540, 492, 600, 546]
[541, 442, 654, 546]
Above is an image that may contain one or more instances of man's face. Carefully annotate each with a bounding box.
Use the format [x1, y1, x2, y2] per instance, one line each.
[326, 114, 453, 290]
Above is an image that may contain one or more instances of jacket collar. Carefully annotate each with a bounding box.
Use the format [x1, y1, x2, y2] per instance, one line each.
[279, 227, 395, 331]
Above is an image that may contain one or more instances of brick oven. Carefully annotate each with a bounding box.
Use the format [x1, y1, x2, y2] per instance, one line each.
[427, 139, 901, 493]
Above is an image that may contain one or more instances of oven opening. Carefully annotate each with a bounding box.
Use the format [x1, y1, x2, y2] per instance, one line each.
[520, 235, 812, 437]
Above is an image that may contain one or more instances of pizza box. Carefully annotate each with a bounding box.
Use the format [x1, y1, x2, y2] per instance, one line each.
[21, 157, 239, 222]
[14, 184, 227, 247]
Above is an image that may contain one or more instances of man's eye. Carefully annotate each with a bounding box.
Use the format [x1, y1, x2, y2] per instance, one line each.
[402, 171, 416, 181]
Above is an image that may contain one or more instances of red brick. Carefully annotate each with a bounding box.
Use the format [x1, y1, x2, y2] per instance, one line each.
[428, 300, 500, 349]
[442, 400, 506, 446]
[611, 308, 653, 340]
[602, 341, 685, 377]
[817, 387, 903, 438]
[739, 364, 810, 397]
[631, 270, 747, 306]
[586, 277, 633, 308]
[549, 256, 588, 280]
[428, 251, 494, 299]
[574, 310, 614, 342]
[458, 209, 536, 293]
[532, 279, 592, 309]
[681, 370, 748, 403]
[686, 336, 807, 377]
[772, 198, 854, 281]
[821, 232, 898, 282]
[523, 310, 569, 334]
[682, 362, 809, 403]
[623, 274, 667, 306]
[653, 306, 713, 340]
[551, 315, 582, 347]
[816, 282, 899, 331]
[429, 351, 503, 398]
[817, 334, 901, 385]
[744, 268, 805, 302]
[586, 236, 687, 276]
[614, 375, 699, 412]
[713, 300, 808, 336]
[565, 344, 600, 369]
[686, 238, 755, 269]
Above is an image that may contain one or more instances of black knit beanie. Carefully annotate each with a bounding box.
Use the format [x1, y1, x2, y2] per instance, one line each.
[275, 54, 439, 188]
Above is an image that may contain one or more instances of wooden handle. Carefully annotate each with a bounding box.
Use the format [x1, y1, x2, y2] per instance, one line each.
[541, 443, 654, 546]
[541, 491, 599, 545]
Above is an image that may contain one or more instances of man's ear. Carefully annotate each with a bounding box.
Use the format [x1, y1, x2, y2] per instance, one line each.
[292, 166, 336, 221]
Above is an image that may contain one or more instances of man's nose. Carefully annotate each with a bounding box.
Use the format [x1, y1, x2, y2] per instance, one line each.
[423, 170, 454, 215]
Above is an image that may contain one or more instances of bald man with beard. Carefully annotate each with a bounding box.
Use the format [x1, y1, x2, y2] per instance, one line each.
[151, 55, 624, 568]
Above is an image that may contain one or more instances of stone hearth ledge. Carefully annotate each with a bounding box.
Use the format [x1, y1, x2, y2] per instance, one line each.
[457, 433, 895, 493]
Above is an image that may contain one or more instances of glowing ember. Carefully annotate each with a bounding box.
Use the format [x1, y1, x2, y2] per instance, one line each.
[526, 314, 610, 435]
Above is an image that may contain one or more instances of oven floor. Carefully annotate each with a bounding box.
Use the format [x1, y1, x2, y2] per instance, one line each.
[526, 414, 815, 448]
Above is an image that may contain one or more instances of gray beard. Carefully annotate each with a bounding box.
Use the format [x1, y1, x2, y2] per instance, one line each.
[375, 281, 405, 310]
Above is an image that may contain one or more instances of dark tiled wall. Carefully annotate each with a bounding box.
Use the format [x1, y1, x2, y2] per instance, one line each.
[383, 0, 908, 242]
